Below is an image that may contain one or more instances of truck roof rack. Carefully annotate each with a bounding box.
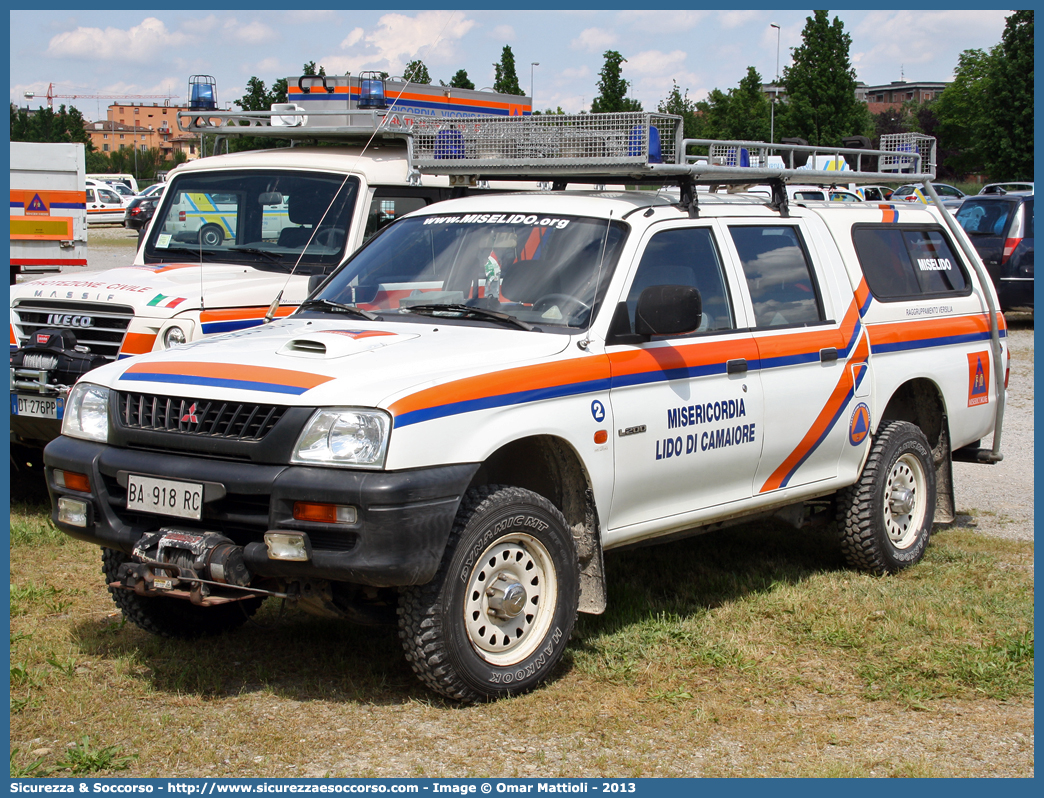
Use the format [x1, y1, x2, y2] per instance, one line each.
[178, 106, 935, 188]
[410, 113, 936, 187]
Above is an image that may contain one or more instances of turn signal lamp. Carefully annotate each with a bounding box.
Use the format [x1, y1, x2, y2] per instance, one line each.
[54, 470, 90, 492]
[293, 502, 357, 524]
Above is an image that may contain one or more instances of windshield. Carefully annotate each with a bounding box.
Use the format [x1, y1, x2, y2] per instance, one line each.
[314, 213, 628, 331]
[142, 170, 359, 272]
[956, 199, 1016, 237]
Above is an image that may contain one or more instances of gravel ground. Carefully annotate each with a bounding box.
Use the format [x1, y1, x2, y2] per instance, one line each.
[951, 316, 1034, 541]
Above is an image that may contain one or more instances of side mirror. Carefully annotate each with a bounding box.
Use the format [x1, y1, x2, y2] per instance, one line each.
[307, 273, 328, 294]
[635, 285, 702, 337]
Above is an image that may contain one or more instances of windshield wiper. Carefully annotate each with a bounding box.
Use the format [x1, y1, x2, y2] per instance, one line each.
[228, 246, 285, 264]
[402, 303, 536, 331]
[155, 246, 225, 261]
[297, 298, 379, 320]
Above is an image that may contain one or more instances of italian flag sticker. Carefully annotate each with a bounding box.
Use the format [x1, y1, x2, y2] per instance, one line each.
[147, 294, 187, 309]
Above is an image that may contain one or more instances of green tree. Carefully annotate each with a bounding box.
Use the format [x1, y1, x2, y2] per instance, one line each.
[779, 10, 871, 145]
[235, 77, 276, 112]
[403, 59, 432, 84]
[85, 149, 110, 172]
[981, 10, 1033, 180]
[724, 67, 771, 142]
[302, 61, 326, 77]
[934, 48, 994, 177]
[694, 89, 731, 139]
[271, 77, 289, 105]
[493, 46, 523, 95]
[231, 76, 290, 152]
[658, 81, 702, 139]
[10, 103, 93, 148]
[444, 69, 475, 90]
[591, 50, 642, 113]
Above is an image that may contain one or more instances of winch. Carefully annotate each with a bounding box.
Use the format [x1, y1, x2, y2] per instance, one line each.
[10, 328, 107, 397]
[113, 529, 256, 606]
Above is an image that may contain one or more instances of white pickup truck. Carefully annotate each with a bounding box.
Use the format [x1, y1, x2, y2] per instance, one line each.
[42, 116, 1008, 703]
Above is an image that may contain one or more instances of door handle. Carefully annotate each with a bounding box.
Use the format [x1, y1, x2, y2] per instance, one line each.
[726, 358, 747, 374]
[820, 347, 838, 363]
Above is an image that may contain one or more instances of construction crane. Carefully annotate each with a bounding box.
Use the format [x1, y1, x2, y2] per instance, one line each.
[23, 83, 178, 110]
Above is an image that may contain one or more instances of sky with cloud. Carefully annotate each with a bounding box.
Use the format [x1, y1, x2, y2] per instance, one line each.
[10, 9, 1011, 119]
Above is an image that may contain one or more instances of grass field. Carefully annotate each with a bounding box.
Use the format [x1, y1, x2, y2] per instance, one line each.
[9, 492, 1033, 778]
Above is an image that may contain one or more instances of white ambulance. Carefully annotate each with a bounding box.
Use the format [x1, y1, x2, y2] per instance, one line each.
[42, 116, 1008, 702]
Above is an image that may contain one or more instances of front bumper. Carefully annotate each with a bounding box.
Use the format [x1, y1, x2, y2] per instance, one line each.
[11, 413, 63, 448]
[44, 436, 479, 587]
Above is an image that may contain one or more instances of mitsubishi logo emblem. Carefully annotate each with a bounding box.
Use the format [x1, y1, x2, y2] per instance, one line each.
[181, 403, 199, 424]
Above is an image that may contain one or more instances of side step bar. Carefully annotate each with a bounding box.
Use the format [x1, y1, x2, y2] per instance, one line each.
[952, 444, 1004, 464]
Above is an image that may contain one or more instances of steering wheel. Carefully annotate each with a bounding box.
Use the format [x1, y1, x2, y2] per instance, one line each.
[532, 293, 591, 319]
[314, 228, 344, 248]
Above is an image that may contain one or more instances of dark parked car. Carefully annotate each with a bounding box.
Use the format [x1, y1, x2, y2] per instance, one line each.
[955, 193, 1034, 312]
[124, 194, 161, 245]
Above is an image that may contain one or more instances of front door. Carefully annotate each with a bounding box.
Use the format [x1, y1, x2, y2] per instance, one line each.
[606, 222, 764, 536]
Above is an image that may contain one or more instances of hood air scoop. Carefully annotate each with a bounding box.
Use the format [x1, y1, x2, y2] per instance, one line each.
[277, 329, 412, 359]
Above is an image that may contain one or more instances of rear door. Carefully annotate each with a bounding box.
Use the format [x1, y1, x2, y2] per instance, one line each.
[722, 221, 860, 494]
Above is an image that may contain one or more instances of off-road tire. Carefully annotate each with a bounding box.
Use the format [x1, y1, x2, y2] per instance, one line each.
[398, 485, 580, 703]
[102, 548, 263, 638]
[837, 420, 936, 574]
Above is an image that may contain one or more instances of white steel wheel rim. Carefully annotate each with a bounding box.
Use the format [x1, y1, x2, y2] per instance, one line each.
[463, 532, 558, 667]
[884, 452, 927, 549]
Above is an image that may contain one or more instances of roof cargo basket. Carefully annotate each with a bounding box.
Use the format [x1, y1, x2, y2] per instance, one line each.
[410, 113, 936, 186]
[878, 132, 936, 174]
[413, 112, 680, 172]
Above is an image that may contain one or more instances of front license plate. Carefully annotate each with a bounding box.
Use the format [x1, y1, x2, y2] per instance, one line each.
[11, 394, 63, 419]
[126, 474, 204, 520]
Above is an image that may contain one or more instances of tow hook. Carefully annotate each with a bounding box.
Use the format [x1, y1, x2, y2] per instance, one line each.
[113, 529, 259, 606]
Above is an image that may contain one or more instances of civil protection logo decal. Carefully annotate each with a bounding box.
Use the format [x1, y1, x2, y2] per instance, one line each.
[849, 403, 871, 446]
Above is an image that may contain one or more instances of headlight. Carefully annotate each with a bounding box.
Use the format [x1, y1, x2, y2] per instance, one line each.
[62, 383, 110, 442]
[291, 408, 390, 468]
[162, 325, 187, 348]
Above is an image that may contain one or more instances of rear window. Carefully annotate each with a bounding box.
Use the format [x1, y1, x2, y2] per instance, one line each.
[955, 199, 1016, 237]
[852, 226, 970, 300]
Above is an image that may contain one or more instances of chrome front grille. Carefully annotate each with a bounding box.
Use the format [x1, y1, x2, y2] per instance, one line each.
[13, 299, 134, 361]
[118, 392, 287, 441]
